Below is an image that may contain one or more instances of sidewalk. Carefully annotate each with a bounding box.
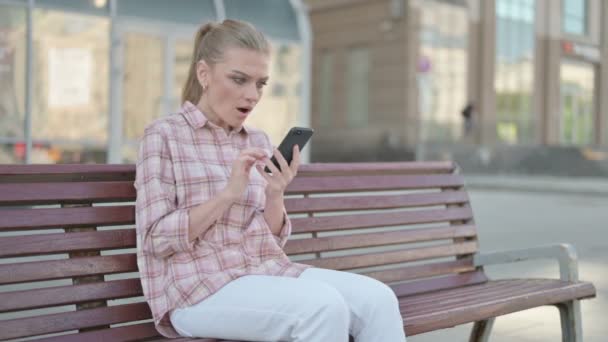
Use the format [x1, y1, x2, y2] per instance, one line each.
[463, 174, 608, 196]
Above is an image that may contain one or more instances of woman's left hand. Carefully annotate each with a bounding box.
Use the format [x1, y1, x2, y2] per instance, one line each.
[256, 145, 300, 199]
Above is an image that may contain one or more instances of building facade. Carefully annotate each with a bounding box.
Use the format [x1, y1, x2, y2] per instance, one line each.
[306, 0, 608, 165]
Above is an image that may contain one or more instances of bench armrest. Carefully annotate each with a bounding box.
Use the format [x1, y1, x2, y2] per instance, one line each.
[473, 243, 578, 282]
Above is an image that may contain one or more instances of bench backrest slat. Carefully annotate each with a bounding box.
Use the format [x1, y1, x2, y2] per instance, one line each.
[0, 182, 135, 205]
[0, 278, 142, 313]
[0, 229, 136, 258]
[0, 254, 137, 285]
[0, 162, 481, 341]
[0, 302, 151, 340]
[0, 206, 134, 231]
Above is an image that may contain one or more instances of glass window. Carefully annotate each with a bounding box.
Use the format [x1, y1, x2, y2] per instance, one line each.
[121, 32, 164, 163]
[317, 51, 333, 127]
[246, 42, 301, 145]
[31, 9, 109, 163]
[560, 59, 595, 146]
[117, 0, 215, 26]
[346, 47, 369, 127]
[223, 0, 299, 42]
[495, 0, 537, 145]
[418, 0, 468, 142]
[563, 0, 588, 35]
[0, 4, 26, 164]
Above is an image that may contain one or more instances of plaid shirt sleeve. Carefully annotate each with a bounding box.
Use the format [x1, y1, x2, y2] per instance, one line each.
[135, 126, 195, 259]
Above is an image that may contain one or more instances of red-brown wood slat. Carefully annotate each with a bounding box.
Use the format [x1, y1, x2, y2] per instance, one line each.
[284, 190, 470, 214]
[391, 270, 488, 298]
[297, 161, 456, 175]
[0, 254, 137, 285]
[0, 229, 136, 258]
[0, 181, 135, 205]
[32, 323, 161, 342]
[301, 241, 478, 270]
[290, 207, 473, 234]
[0, 206, 135, 232]
[284, 225, 477, 255]
[0, 302, 152, 340]
[0, 164, 135, 183]
[286, 174, 464, 194]
[362, 258, 475, 284]
[400, 280, 597, 336]
[0, 278, 143, 313]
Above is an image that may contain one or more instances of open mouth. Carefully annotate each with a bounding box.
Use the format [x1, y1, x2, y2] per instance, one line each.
[237, 107, 251, 114]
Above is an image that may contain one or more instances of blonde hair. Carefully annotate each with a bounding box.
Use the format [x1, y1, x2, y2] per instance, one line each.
[182, 19, 271, 104]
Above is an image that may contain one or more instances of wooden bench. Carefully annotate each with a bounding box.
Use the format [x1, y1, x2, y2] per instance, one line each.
[0, 162, 596, 342]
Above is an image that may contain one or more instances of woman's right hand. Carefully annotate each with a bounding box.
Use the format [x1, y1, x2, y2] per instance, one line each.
[224, 148, 268, 200]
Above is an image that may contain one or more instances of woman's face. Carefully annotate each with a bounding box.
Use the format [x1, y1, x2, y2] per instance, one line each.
[197, 47, 269, 131]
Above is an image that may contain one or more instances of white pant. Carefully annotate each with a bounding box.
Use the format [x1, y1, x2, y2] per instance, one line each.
[170, 267, 406, 342]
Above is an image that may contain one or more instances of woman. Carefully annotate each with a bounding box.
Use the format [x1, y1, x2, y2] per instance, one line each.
[135, 19, 406, 342]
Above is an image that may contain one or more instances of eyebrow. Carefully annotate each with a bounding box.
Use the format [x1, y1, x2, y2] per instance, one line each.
[230, 70, 269, 82]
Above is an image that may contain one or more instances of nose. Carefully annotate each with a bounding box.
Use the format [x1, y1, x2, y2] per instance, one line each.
[244, 83, 260, 103]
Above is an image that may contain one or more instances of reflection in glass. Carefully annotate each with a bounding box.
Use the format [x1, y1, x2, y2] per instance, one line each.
[418, 0, 468, 142]
[495, 0, 536, 145]
[346, 47, 369, 128]
[32, 9, 109, 157]
[563, 0, 587, 35]
[560, 60, 594, 146]
[0, 5, 26, 142]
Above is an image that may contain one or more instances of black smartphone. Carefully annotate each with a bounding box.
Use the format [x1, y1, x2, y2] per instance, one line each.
[265, 127, 314, 173]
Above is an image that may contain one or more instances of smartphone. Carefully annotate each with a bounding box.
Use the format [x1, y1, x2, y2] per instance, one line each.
[265, 127, 314, 173]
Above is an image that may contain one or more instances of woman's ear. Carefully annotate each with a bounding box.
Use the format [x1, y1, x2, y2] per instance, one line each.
[196, 60, 209, 89]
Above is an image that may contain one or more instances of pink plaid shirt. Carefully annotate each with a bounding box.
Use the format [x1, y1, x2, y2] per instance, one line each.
[135, 101, 310, 338]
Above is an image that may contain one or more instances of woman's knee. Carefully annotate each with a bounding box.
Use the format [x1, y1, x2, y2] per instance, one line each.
[304, 282, 350, 323]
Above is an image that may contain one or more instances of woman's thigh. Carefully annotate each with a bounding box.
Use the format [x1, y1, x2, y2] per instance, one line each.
[170, 274, 346, 340]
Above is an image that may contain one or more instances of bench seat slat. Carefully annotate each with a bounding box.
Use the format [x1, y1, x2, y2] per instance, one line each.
[0, 302, 151, 340]
[301, 241, 478, 270]
[284, 191, 469, 213]
[0, 278, 142, 313]
[362, 258, 475, 284]
[0, 229, 136, 258]
[284, 225, 476, 255]
[0, 206, 135, 231]
[286, 174, 464, 194]
[0, 181, 135, 205]
[291, 207, 473, 234]
[401, 280, 597, 336]
[0, 254, 137, 285]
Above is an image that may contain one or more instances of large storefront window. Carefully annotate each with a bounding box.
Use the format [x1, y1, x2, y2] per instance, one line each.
[0, 4, 26, 163]
[31, 9, 109, 163]
[418, 0, 468, 143]
[560, 59, 595, 146]
[495, 0, 536, 145]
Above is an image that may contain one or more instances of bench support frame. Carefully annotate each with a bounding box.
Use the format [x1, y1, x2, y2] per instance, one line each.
[472, 243, 582, 342]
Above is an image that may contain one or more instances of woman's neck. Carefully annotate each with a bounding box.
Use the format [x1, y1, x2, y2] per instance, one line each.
[196, 98, 233, 133]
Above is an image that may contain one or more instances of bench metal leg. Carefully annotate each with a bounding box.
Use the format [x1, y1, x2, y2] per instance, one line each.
[557, 300, 583, 342]
[469, 318, 495, 342]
